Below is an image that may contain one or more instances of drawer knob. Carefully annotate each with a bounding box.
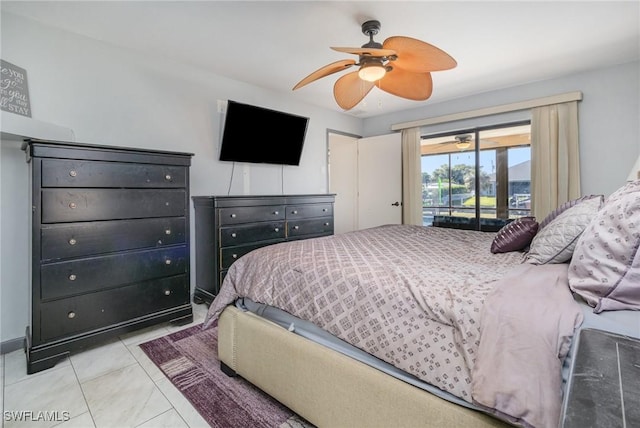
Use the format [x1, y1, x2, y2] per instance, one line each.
[231, 232, 237, 238]
[69, 274, 77, 281]
[164, 290, 171, 296]
[273, 211, 279, 215]
[274, 228, 279, 232]
[165, 229, 171, 235]
[69, 202, 77, 209]
[232, 254, 238, 259]
[68, 238, 77, 245]
[292, 210, 298, 214]
[231, 213, 237, 218]
[323, 208, 328, 212]
[165, 174, 172, 181]
[293, 225, 299, 230]
[67, 311, 76, 319]
[165, 259, 172, 265]
[324, 222, 330, 226]
[69, 170, 77, 177]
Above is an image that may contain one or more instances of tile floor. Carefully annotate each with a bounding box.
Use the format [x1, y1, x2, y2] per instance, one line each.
[1, 303, 211, 428]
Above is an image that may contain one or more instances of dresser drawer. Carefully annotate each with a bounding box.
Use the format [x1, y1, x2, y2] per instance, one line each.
[41, 217, 186, 261]
[288, 217, 333, 238]
[42, 189, 186, 223]
[40, 246, 187, 301]
[286, 203, 333, 219]
[220, 241, 283, 269]
[39, 275, 189, 342]
[42, 159, 186, 188]
[220, 221, 285, 246]
[218, 205, 285, 225]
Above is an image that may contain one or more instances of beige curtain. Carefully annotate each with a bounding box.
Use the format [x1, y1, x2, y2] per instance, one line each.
[530, 101, 581, 221]
[401, 127, 423, 225]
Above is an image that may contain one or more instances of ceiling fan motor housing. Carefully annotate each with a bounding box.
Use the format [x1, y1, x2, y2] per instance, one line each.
[361, 20, 381, 37]
[361, 20, 383, 49]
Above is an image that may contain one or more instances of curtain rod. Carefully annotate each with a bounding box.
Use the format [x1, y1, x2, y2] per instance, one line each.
[391, 91, 583, 131]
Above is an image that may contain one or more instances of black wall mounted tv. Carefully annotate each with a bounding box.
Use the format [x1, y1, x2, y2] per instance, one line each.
[219, 100, 309, 166]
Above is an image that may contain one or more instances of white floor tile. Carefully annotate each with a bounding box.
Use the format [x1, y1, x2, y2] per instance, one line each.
[127, 343, 166, 382]
[3, 364, 88, 428]
[52, 411, 95, 428]
[119, 324, 171, 347]
[69, 337, 137, 383]
[137, 409, 189, 428]
[193, 303, 209, 322]
[81, 363, 171, 428]
[3, 349, 71, 386]
[154, 377, 210, 428]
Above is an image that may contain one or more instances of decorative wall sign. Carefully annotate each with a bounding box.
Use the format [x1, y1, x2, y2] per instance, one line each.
[1, 60, 31, 117]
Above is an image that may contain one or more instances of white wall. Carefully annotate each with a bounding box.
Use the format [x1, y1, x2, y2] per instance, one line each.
[363, 61, 640, 197]
[0, 12, 362, 345]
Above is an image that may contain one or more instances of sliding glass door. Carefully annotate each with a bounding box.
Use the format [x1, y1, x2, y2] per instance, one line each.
[421, 122, 531, 230]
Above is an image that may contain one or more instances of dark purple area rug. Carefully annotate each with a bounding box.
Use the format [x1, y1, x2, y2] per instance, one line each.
[139, 322, 313, 428]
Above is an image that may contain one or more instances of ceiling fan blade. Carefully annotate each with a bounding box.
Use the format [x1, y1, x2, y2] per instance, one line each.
[375, 68, 433, 101]
[292, 59, 356, 90]
[331, 46, 396, 57]
[334, 71, 375, 110]
[383, 36, 456, 72]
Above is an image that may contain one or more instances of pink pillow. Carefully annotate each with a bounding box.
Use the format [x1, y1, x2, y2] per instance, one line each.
[539, 195, 604, 230]
[491, 217, 539, 253]
[569, 182, 640, 313]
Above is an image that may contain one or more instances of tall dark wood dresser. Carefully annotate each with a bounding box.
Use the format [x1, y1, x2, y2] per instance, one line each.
[192, 194, 335, 303]
[23, 139, 193, 374]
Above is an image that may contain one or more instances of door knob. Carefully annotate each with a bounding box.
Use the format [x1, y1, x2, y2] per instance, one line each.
[391, 201, 400, 206]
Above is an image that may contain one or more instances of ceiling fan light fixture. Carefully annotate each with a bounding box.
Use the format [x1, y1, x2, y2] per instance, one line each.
[456, 141, 471, 150]
[455, 135, 472, 150]
[358, 62, 386, 82]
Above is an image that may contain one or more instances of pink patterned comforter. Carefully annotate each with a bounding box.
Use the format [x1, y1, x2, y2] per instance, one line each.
[204, 224, 526, 401]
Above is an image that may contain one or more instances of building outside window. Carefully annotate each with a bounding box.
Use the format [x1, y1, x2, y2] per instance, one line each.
[421, 122, 531, 228]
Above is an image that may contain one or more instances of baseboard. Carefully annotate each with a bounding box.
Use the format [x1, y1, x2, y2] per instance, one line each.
[1, 336, 24, 354]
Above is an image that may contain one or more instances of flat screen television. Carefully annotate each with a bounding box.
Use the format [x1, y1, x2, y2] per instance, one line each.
[219, 100, 309, 166]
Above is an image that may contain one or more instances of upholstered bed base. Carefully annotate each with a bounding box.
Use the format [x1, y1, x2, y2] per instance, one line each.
[218, 306, 510, 428]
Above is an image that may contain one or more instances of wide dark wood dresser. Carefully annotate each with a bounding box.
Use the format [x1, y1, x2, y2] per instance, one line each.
[192, 194, 335, 303]
[23, 139, 194, 374]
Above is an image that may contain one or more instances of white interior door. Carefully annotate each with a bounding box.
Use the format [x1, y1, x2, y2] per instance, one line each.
[328, 133, 358, 234]
[357, 133, 402, 229]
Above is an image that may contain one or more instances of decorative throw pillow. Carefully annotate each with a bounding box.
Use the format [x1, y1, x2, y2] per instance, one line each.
[490, 217, 538, 253]
[526, 197, 602, 265]
[569, 184, 640, 313]
[538, 194, 604, 230]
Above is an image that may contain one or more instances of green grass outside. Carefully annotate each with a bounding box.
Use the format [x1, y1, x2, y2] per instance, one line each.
[462, 196, 496, 208]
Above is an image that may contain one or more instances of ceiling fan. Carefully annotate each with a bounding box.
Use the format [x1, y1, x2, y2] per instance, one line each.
[422, 133, 530, 155]
[421, 135, 474, 154]
[292, 20, 457, 110]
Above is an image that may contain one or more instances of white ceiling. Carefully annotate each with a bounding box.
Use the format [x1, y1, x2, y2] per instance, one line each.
[2, 1, 639, 118]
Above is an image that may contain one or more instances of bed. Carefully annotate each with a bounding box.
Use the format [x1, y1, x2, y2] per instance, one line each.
[202, 180, 640, 428]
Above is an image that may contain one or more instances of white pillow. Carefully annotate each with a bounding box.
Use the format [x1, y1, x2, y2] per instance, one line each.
[569, 180, 640, 312]
[526, 197, 602, 264]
